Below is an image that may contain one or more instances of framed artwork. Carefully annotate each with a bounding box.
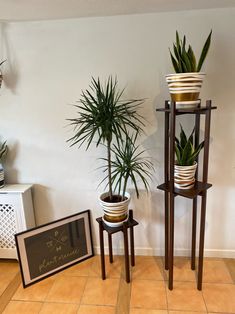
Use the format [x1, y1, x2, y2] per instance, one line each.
[15, 210, 94, 287]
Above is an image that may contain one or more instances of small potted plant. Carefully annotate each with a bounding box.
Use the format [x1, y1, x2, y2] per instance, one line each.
[67, 77, 153, 226]
[0, 60, 6, 89]
[174, 125, 204, 189]
[0, 139, 8, 188]
[166, 30, 212, 108]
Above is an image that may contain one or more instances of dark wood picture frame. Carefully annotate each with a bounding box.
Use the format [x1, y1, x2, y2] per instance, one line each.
[15, 210, 94, 288]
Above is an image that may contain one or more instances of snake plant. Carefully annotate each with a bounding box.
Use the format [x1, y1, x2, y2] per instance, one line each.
[175, 125, 204, 166]
[169, 30, 212, 73]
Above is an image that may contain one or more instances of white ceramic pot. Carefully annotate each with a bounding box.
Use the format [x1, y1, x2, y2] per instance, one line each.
[174, 162, 197, 190]
[166, 72, 205, 108]
[99, 191, 130, 227]
[0, 164, 5, 188]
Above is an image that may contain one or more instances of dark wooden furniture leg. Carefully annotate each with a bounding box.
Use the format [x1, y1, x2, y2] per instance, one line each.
[191, 198, 197, 270]
[123, 221, 130, 283]
[191, 111, 200, 270]
[198, 100, 212, 290]
[98, 221, 106, 280]
[169, 101, 176, 290]
[164, 100, 170, 270]
[129, 210, 135, 267]
[108, 234, 113, 263]
[198, 192, 207, 290]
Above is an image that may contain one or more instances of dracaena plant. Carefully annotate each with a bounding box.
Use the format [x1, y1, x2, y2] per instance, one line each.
[100, 134, 153, 200]
[67, 76, 152, 201]
[169, 30, 212, 73]
[175, 125, 204, 166]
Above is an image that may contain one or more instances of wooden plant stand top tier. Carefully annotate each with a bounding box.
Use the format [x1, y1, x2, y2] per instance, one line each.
[156, 100, 216, 290]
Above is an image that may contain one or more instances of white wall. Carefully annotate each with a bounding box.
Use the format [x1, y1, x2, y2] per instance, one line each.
[0, 7, 235, 257]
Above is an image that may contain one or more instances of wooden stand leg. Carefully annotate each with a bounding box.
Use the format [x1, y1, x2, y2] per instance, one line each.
[191, 197, 197, 270]
[198, 192, 207, 290]
[164, 101, 170, 271]
[198, 100, 211, 290]
[165, 191, 169, 270]
[108, 234, 113, 263]
[169, 194, 174, 290]
[123, 222, 130, 283]
[129, 210, 135, 266]
[168, 101, 176, 290]
[98, 221, 106, 280]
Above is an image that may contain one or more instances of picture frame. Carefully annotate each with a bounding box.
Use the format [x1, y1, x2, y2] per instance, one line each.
[15, 209, 94, 288]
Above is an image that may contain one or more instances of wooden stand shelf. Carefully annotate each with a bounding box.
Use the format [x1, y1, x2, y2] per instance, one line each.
[157, 181, 212, 199]
[156, 100, 216, 291]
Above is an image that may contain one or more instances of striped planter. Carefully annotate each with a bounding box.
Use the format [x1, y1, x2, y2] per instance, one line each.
[174, 162, 197, 190]
[0, 164, 5, 188]
[99, 191, 130, 227]
[166, 72, 205, 107]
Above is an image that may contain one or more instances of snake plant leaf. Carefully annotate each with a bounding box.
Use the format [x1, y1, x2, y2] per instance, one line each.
[176, 31, 181, 56]
[197, 30, 212, 72]
[170, 51, 180, 73]
[182, 44, 192, 72]
[0, 60, 6, 67]
[187, 141, 205, 165]
[188, 45, 197, 72]
[175, 145, 182, 165]
[180, 124, 187, 148]
[173, 44, 180, 61]
[181, 140, 193, 165]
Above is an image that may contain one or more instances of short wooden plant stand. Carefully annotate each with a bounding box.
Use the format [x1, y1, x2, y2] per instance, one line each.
[156, 100, 216, 290]
[96, 210, 138, 283]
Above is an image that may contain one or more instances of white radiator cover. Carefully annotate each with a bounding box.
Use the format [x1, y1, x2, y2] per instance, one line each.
[0, 184, 36, 259]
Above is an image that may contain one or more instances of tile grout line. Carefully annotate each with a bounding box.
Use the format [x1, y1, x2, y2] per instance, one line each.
[74, 257, 96, 312]
[0, 272, 21, 313]
[116, 255, 131, 314]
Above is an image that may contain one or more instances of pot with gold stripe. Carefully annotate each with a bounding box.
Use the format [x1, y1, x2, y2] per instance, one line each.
[166, 72, 205, 108]
[99, 191, 130, 227]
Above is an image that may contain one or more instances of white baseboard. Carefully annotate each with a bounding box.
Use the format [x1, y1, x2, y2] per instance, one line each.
[94, 246, 235, 258]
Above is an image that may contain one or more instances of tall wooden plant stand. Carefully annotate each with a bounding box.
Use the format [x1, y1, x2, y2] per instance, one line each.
[156, 100, 216, 290]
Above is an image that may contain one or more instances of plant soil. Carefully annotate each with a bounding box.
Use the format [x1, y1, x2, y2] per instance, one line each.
[103, 195, 128, 203]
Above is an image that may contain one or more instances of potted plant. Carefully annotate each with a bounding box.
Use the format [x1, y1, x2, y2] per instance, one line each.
[0, 60, 6, 89]
[0, 139, 8, 188]
[166, 30, 212, 108]
[67, 77, 153, 226]
[174, 125, 204, 189]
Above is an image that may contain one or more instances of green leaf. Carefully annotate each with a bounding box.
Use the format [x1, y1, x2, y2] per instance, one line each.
[176, 31, 181, 56]
[188, 45, 197, 72]
[197, 30, 212, 72]
[181, 44, 192, 72]
[180, 124, 187, 147]
[170, 51, 180, 72]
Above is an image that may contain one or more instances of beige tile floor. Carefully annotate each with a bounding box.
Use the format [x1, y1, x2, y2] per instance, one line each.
[0, 256, 235, 314]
